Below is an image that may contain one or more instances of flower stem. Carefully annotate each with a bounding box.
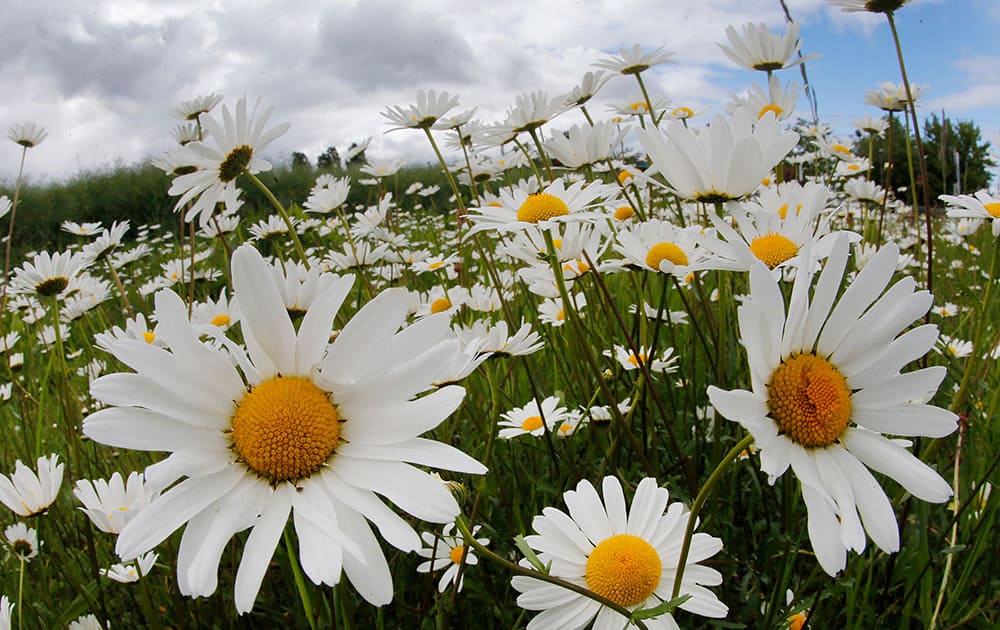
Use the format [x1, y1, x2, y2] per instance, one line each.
[284, 528, 317, 630]
[671, 433, 754, 599]
[243, 170, 310, 268]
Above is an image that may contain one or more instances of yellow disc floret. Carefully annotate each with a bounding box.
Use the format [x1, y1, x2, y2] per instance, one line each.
[516, 193, 570, 223]
[231, 376, 340, 482]
[984, 202, 1000, 219]
[430, 297, 452, 314]
[645, 242, 689, 270]
[586, 534, 662, 607]
[520, 415, 544, 432]
[758, 104, 784, 119]
[767, 354, 852, 448]
[210, 314, 231, 327]
[614, 205, 635, 221]
[749, 233, 799, 269]
[449, 545, 467, 564]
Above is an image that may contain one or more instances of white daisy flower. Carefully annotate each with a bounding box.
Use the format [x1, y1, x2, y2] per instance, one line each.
[511, 476, 727, 629]
[498, 396, 572, 439]
[707, 237, 956, 576]
[73, 472, 155, 535]
[454, 319, 544, 358]
[416, 522, 489, 593]
[68, 614, 103, 630]
[83, 244, 486, 613]
[593, 44, 675, 75]
[718, 21, 817, 73]
[939, 190, 1000, 237]
[382, 89, 460, 131]
[7, 122, 47, 148]
[4, 523, 38, 562]
[0, 454, 63, 517]
[168, 96, 290, 228]
[303, 175, 351, 214]
[638, 108, 798, 203]
[606, 345, 679, 374]
[101, 551, 158, 583]
[465, 178, 614, 235]
[11, 250, 91, 298]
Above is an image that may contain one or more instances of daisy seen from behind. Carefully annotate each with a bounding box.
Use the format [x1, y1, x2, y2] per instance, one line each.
[83, 244, 486, 613]
[511, 476, 727, 629]
[707, 236, 956, 575]
[0, 454, 64, 517]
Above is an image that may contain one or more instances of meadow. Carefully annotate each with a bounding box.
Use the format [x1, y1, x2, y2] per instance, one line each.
[0, 6, 997, 630]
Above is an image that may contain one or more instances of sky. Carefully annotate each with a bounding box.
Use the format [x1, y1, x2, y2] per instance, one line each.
[0, 0, 997, 185]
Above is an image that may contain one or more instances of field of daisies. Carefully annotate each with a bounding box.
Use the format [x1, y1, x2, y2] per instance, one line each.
[0, 4, 998, 629]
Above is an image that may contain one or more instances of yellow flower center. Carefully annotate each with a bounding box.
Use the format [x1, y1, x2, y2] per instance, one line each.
[758, 104, 784, 119]
[520, 415, 544, 432]
[430, 297, 452, 314]
[776, 203, 802, 219]
[645, 242, 689, 270]
[788, 612, 807, 630]
[563, 260, 590, 275]
[614, 206, 635, 220]
[556, 309, 565, 321]
[558, 422, 574, 434]
[984, 202, 1000, 218]
[762, 177, 772, 186]
[230, 376, 340, 482]
[749, 233, 799, 269]
[618, 171, 635, 185]
[516, 193, 569, 223]
[847, 163, 861, 171]
[142, 331, 156, 344]
[585, 534, 662, 607]
[627, 353, 647, 367]
[830, 143, 851, 156]
[672, 106, 694, 119]
[428, 260, 445, 270]
[629, 101, 649, 112]
[767, 354, 852, 448]
[210, 314, 231, 327]
[449, 545, 467, 564]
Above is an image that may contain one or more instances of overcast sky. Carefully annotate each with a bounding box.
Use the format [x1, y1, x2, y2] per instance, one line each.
[1, 0, 996, 185]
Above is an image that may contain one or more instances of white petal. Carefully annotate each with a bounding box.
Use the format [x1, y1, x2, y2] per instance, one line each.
[232, 244, 297, 377]
[336, 438, 486, 474]
[234, 484, 292, 614]
[336, 497, 394, 606]
[801, 482, 846, 576]
[332, 458, 458, 523]
[294, 275, 353, 375]
[829, 447, 899, 553]
[841, 429, 953, 503]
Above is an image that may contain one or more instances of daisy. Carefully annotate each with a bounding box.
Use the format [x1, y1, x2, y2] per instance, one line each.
[68, 614, 102, 630]
[171, 93, 223, 121]
[248, 214, 294, 241]
[930, 302, 957, 318]
[511, 476, 727, 629]
[73, 472, 155, 534]
[5, 523, 38, 562]
[416, 522, 489, 593]
[7, 122, 48, 148]
[498, 396, 572, 439]
[503, 91, 569, 134]
[613, 219, 733, 278]
[0, 454, 64, 517]
[939, 190, 1000, 237]
[564, 70, 613, 107]
[172, 122, 200, 146]
[61, 221, 103, 237]
[936, 335, 973, 359]
[11, 250, 91, 298]
[454, 319, 544, 358]
[593, 44, 675, 75]
[606, 344, 679, 374]
[465, 178, 614, 235]
[303, 174, 351, 214]
[707, 237, 956, 575]
[82, 220, 130, 263]
[0, 595, 11, 629]
[638, 108, 798, 203]
[726, 75, 800, 121]
[544, 121, 623, 170]
[538, 293, 587, 327]
[382, 89, 460, 131]
[168, 96, 290, 227]
[101, 551, 158, 583]
[191, 290, 241, 332]
[83, 244, 486, 613]
[854, 115, 889, 137]
[718, 22, 816, 72]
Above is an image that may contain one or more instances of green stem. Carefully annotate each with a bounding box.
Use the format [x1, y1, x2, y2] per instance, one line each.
[284, 528, 317, 630]
[17, 556, 24, 630]
[423, 127, 466, 214]
[244, 170, 310, 268]
[527, 127, 554, 183]
[949, 236, 1000, 413]
[671, 433, 754, 599]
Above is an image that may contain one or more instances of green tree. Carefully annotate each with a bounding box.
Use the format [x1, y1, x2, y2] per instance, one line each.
[922, 113, 996, 198]
[291, 151, 311, 170]
[316, 146, 341, 170]
[854, 113, 995, 205]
